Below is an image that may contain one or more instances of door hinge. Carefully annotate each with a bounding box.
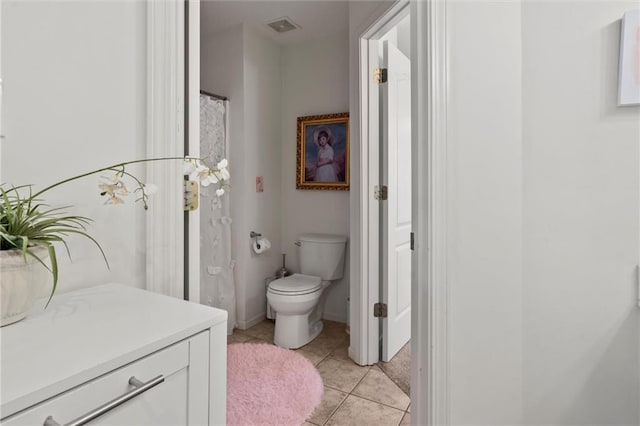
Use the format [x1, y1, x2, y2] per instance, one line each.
[374, 303, 388, 318]
[183, 180, 199, 211]
[374, 67, 388, 83]
[374, 185, 388, 201]
[410, 232, 415, 251]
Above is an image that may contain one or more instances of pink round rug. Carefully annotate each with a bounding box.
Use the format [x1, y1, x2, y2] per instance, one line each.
[227, 343, 324, 426]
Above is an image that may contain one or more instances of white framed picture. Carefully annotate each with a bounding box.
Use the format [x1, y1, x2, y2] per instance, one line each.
[618, 10, 640, 106]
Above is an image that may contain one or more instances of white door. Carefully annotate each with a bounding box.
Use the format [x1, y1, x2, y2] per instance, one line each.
[381, 40, 412, 362]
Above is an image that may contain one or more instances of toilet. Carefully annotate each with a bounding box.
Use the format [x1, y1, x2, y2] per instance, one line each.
[267, 233, 347, 349]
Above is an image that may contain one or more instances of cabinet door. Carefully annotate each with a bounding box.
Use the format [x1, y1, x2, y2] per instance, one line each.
[87, 370, 190, 425]
[3, 332, 211, 426]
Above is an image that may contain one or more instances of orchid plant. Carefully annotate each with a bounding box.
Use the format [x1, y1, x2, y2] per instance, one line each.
[0, 157, 230, 306]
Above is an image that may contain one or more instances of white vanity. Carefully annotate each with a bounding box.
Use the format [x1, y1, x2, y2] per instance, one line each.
[0, 284, 227, 425]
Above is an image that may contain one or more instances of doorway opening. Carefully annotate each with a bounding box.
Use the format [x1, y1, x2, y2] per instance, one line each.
[356, 3, 449, 424]
[350, 0, 413, 412]
[192, 1, 447, 424]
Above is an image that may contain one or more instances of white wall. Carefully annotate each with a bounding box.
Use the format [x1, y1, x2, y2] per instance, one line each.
[446, 1, 524, 423]
[201, 24, 283, 329]
[242, 25, 283, 327]
[522, 2, 639, 424]
[445, 1, 640, 424]
[1, 0, 147, 293]
[280, 34, 351, 323]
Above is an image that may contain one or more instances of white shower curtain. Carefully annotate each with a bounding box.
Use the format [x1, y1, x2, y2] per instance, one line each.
[199, 95, 236, 334]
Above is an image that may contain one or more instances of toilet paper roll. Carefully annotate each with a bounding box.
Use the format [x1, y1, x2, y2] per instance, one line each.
[253, 237, 271, 254]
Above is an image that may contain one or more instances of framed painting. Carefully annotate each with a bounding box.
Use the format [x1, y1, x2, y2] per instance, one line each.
[296, 113, 350, 190]
[618, 10, 640, 106]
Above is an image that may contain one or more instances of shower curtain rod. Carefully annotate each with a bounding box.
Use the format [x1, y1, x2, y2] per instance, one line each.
[200, 89, 228, 101]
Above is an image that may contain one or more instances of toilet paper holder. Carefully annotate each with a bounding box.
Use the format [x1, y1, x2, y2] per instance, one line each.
[251, 231, 271, 254]
[250, 231, 263, 248]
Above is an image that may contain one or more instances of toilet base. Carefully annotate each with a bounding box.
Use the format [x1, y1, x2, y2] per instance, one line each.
[274, 314, 324, 349]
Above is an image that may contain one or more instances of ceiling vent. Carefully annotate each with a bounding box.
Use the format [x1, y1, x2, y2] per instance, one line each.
[267, 17, 299, 33]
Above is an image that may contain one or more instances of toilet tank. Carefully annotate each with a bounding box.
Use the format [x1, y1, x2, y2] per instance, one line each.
[298, 233, 348, 280]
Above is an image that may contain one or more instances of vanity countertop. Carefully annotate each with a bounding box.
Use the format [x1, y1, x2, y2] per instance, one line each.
[0, 283, 227, 418]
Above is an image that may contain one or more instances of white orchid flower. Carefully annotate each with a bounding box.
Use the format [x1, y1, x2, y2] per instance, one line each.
[98, 183, 115, 196]
[101, 172, 125, 184]
[115, 183, 129, 195]
[183, 159, 200, 175]
[181, 158, 230, 195]
[104, 195, 125, 205]
[220, 168, 230, 181]
[203, 173, 221, 187]
[99, 181, 129, 197]
[189, 163, 209, 181]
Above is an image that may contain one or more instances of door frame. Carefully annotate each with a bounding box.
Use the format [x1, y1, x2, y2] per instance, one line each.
[146, 0, 186, 299]
[410, 0, 449, 423]
[352, 0, 410, 369]
[145, 0, 201, 302]
[353, 0, 450, 424]
[186, 0, 201, 303]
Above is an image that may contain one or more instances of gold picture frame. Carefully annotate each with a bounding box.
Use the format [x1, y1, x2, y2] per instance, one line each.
[296, 113, 350, 190]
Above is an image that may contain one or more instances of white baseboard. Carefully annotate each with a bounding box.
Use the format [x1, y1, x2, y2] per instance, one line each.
[323, 311, 347, 324]
[236, 312, 267, 330]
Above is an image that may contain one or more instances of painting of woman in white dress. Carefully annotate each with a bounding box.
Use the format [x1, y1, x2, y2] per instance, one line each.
[297, 113, 349, 191]
[313, 127, 338, 181]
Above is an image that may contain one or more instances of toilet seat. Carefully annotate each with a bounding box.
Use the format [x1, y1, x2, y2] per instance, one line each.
[268, 273, 322, 296]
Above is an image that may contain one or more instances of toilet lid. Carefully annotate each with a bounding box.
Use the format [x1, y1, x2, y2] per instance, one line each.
[269, 274, 322, 295]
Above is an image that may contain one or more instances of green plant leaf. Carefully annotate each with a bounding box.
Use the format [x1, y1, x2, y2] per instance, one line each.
[44, 244, 58, 309]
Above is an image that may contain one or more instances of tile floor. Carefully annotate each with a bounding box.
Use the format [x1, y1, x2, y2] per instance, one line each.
[228, 319, 411, 426]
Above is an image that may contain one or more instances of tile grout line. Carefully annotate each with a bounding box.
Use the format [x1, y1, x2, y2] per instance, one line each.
[322, 371, 410, 417]
[348, 392, 410, 413]
[320, 366, 371, 426]
[350, 369, 411, 411]
[320, 393, 347, 426]
[317, 389, 349, 426]
[375, 362, 411, 399]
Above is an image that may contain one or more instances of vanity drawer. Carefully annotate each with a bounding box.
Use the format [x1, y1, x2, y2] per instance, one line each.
[3, 335, 196, 426]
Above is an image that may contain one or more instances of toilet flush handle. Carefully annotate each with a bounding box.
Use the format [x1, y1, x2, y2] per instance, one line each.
[294, 241, 302, 247]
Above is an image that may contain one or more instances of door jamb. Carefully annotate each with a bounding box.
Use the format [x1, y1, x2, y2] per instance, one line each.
[146, 0, 186, 299]
[354, 0, 410, 369]
[354, 1, 450, 425]
[145, 0, 201, 302]
[186, 0, 200, 303]
[411, 0, 449, 424]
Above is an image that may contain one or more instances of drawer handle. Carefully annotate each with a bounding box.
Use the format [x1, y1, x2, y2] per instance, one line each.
[43, 375, 164, 426]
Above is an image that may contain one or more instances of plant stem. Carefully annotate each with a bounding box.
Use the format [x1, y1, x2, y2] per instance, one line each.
[32, 157, 198, 199]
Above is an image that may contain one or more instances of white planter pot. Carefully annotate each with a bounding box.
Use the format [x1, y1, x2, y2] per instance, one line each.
[1, 246, 50, 326]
